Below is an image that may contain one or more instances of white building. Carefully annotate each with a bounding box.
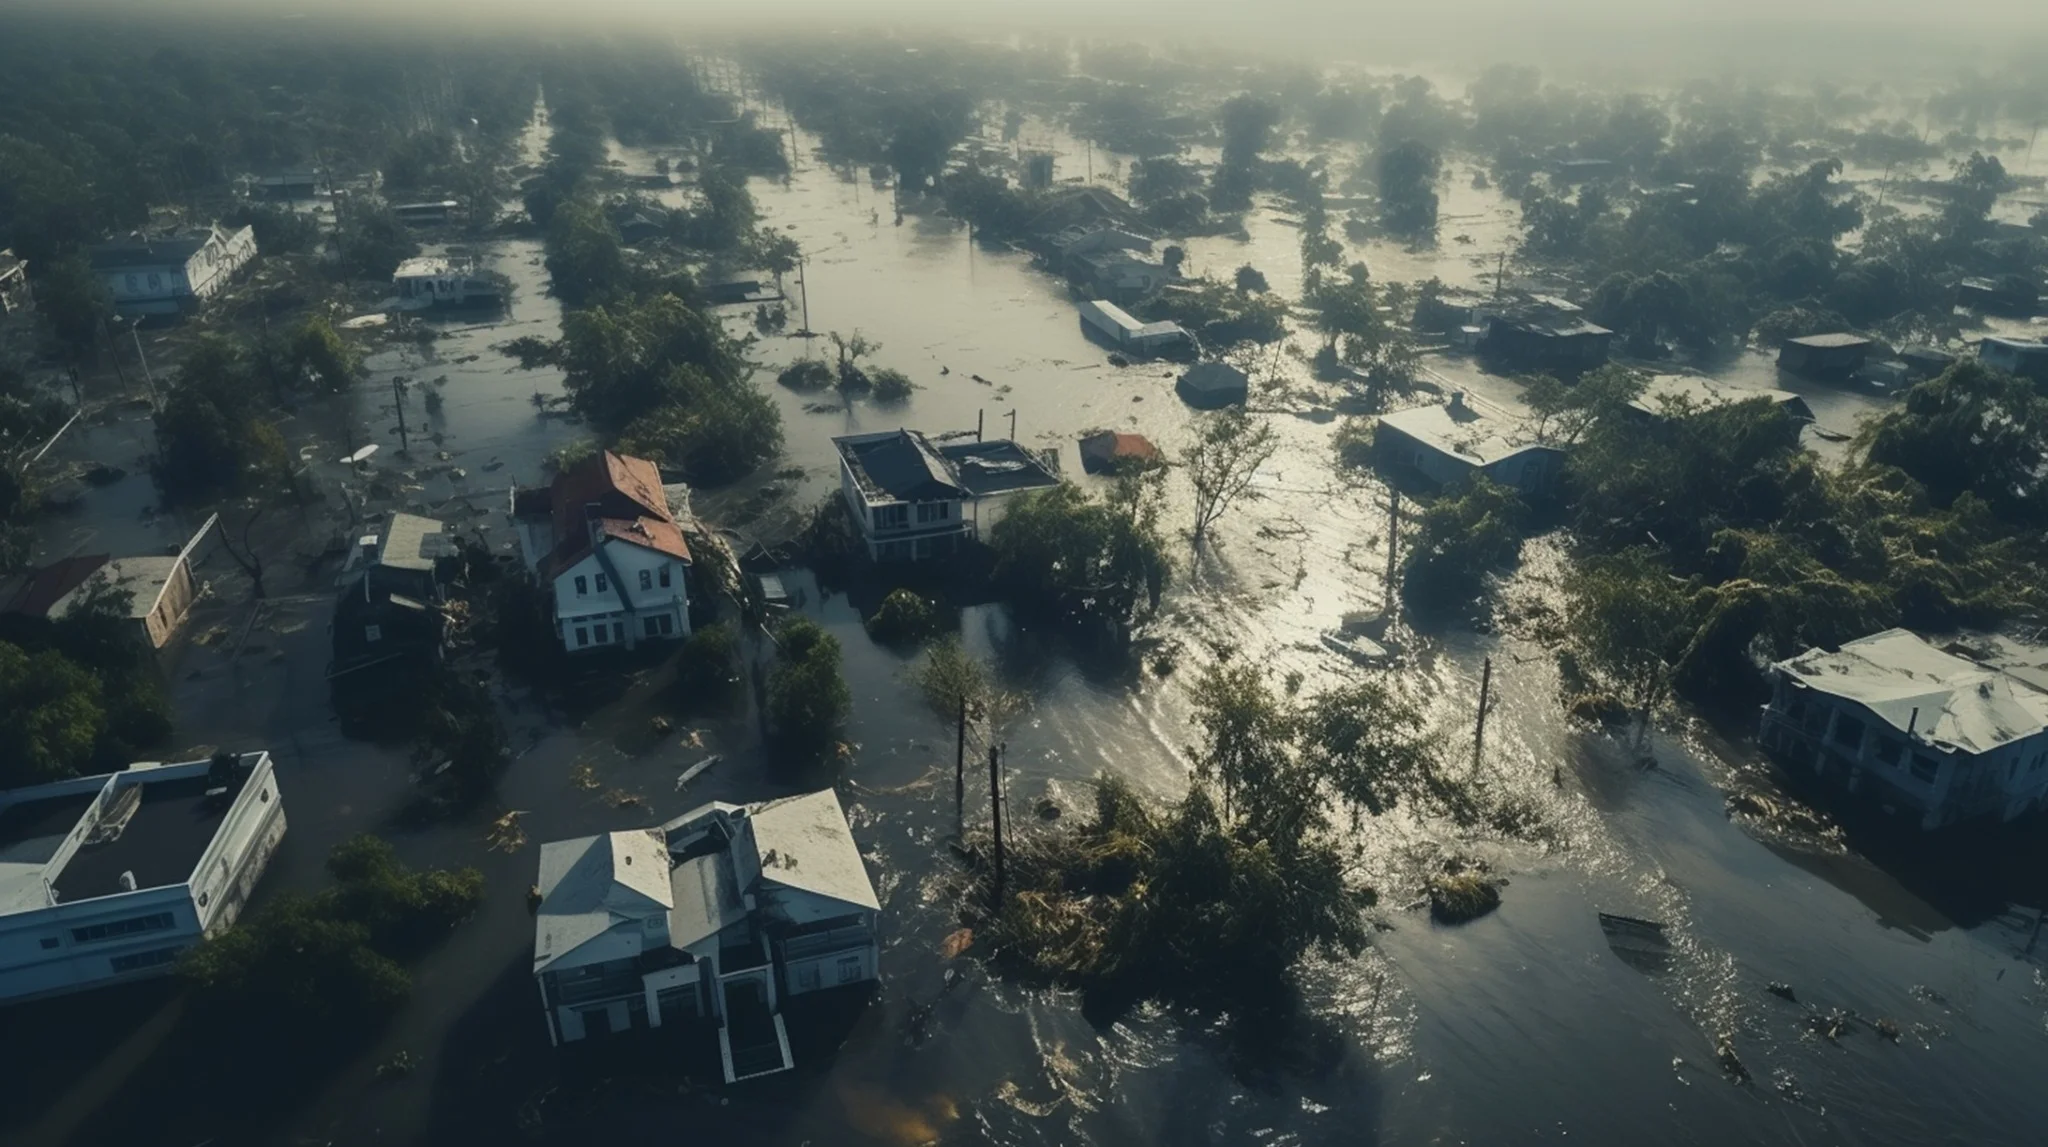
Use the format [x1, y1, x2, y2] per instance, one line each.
[833, 429, 1061, 562]
[1077, 299, 1191, 356]
[1977, 335, 2048, 382]
[511, 452, 693, 653]
[0, 752, 285, 1004]
[90, 224, 258, 317]
[392, 256, 504, 310]
[533, 789, 881, 1082]
[1760, 629, 2048, 830]
[1373, 393, 1565, 497]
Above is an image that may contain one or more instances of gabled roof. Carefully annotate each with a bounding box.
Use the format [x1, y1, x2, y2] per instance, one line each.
[1079, 431, 1160, 472]
[668, 850, 745, 950]
[1377, 397, 1560, 468]
[89, 227, 228, 271]
[742, 789, 880, 920]
[1631, 375, 1814, 422]
[1775, 629, 2048, 756]
[0, 555, 109, 618]
[533, 829, 673, 972]
[537, 452, 691, 580]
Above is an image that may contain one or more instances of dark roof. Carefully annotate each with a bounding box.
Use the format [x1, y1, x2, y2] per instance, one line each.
[0, 555, 110, 618]
[89, 236, 211, 271]
[837, 431, 966, 502]
[936, 441, 1062, 497]
[51, 777, 225, 903]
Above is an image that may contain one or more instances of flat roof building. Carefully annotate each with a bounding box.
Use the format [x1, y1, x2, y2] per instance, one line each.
[1760, 630, 2048, 830]
[833, 429, 1061, 562]
[0, 752, 285, 1004]
[1777, 333, 1873, 381]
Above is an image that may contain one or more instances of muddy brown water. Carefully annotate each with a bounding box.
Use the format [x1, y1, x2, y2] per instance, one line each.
[7, 103, 2045, 1147]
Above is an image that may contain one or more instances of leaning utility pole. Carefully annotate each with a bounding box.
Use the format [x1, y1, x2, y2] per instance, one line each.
[1472, 657, 1493, 775]
[1384, 489, 1402, 607]
[392, 377, 410, 455]
[988, 742, 1007, 908]
[955, 692, 968, 832]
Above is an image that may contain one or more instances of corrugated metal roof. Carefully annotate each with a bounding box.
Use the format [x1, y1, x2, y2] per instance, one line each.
[1776, 629, 2048, 756]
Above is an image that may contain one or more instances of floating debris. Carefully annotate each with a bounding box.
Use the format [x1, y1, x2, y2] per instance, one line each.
[486, 810, 528, 853]
[940, 928, 974, 959]
[1715, 1036, 1750, 1083]
[1767, 982, 1797, 1003]
[675, 753, 722, 791]
[1427, 869, 1501, 924]
[569, 761, 599, 790]
[1875, 1017, 1901, 1042]
[1598, 912, 1671, 974]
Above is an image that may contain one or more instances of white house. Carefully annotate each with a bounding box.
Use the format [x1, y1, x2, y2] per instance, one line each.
[392, 256, 505, 311]
[0, 752, 285, 1004]
[533, 789, 881, 1083]
[1374, 393, 1565, 497]
[511, 452, 692, 653]
[1759, 629, 2048, 830]
[90, 224, 258, 317]
[833, 429, 1061, 562]
[1077, 299, 1191, 356]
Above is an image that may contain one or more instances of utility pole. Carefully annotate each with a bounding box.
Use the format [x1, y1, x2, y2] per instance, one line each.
[795, 256, 812, 340]
[976, 409, 985, 442]
[131, 325, 159, 411]
[955, 693, 968, 832]
[1495, 251, 1507, 299]
[988, 742, 1007, 909]
[1007, 409, 1018, 441]
[1472, 657, 1493, 776]
[1384, 488, 1401, 607]
[392, 376, 410, 455]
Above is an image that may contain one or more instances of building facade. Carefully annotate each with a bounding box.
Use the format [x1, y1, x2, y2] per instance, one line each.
[0, 753, 285, 1004]
[1759, 629, 2048, 830]
[532, 790, 881, 1083]
[833, 430, 1061, 561]
[511, 452, 693, 654]
[90, 225, 257, 317]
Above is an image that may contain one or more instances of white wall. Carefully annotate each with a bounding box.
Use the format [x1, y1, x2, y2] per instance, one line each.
[551, 541, 689, 652]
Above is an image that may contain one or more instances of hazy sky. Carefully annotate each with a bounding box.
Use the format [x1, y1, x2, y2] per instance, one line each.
[15, 0, 2048, 69]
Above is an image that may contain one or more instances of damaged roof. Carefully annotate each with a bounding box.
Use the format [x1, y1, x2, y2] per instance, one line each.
[1776, 628, 2048, 756]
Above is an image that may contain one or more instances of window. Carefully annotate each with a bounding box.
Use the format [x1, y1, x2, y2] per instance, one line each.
[591, 625, 607, 644]
[574, 575, 588, 596]
[39, 937, 58, 950]
[916, 502, 950, 523]
[1875, 739, 1902, 767]
[575, 627, 589, 647]
[657, 614, 674, 636]
[638, 569, 652, 591]
[797, 963, 821, 991]
[1910, 755, 1939, 783]
[658, 565, 671, 588]
[147, 272, 161, 290]
[595, 574, 609, 593]
[365, 624, 383, 643]
[644, 617, 660, 637]
[125, 274, 140, 293]
[875, 504, 908, 530]
[110, 947, 182, 974]
[612, 622, 625, 644]
[836, 955, 864, 985]
[72, 913, 175, 944]
[1831, 715, 1864, 750]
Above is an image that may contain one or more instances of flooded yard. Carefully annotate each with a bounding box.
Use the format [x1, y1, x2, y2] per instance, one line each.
[7, 103, 2046, 1147]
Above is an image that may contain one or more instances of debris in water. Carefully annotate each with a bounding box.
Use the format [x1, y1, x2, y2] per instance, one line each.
[569, 761, 599, 790]
[675, 753, 722, 790]
[606, 788, 643, 809]
[1766, 982, 1797, 1003]
[650, 715, 673, 736]
[1772, 1068, 1803, 1100]
[1599, 912, 1671, 974]
[1715, 1036, 1750, 1083]
[487, 810, 528, 853]
[1427, 869, 1501, 924]
[1875, 1018, 1901, 1042]
[940, 928, 974, 959]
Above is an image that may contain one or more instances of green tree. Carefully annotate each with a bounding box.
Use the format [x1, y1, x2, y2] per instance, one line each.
[1186, 408, 1278, 545]
[0, 642, 106, 788]
[1857, 360, 2048, 522]
[990, 477, 1170, 626]
[1562, 547, 1695, 740]
[1377, 139, 1442, 236]
[32, 253, 111, 361]
[765, 616, 850, 761]
[1401, 475, 1529, 610]
[545, 198, 629, 306]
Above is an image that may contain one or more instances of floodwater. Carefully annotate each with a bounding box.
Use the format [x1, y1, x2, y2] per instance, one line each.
[8, 98, 2047, 1147]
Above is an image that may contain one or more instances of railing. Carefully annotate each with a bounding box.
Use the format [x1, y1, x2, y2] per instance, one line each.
[781, 924, 871, 963]
[550, 969, 643, 1007]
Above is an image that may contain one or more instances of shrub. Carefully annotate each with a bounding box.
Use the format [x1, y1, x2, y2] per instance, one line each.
[777, 359, 834, 392]
[865, 588, 943, 645]
[765, 616, 849, 761]
[868, 367, 916, 402]
[674, 621, 742, 711]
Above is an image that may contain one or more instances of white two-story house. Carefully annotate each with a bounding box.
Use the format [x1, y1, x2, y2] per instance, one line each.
[511, 452, 692, 653]
[1759, 629, 2048, 830]
[90, 224, 258, 317]
[532, 788, 881, 1083]
[833, 429, 1061, 562]
[0, 752, 286, 1004]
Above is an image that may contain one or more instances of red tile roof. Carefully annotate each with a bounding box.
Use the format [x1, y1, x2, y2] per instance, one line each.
[537, 452, 690, 580]
[0, 554, 110, 618]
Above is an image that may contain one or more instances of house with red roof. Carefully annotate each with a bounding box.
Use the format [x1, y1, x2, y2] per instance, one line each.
[509, 452, 693, 653]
